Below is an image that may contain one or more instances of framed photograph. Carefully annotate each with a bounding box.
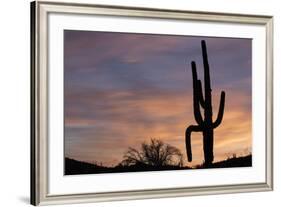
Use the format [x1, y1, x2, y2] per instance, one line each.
[31, 1, 273, 205]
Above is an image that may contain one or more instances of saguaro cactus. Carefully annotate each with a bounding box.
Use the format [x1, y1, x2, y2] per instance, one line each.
[185, 40, 226, 166]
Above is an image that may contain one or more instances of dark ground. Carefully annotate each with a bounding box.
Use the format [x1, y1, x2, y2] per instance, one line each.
[65, 155, 252, 175]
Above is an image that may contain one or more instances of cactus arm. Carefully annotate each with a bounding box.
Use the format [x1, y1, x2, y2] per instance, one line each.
[191, 62, 204, 125]
[185, 125, 203, 162]
[213, 91, 226, 128]
[196, 80, 205, 108]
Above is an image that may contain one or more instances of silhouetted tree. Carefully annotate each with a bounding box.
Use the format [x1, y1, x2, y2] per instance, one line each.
[121, 138, 183, 167]
[185, 40, 226, 166]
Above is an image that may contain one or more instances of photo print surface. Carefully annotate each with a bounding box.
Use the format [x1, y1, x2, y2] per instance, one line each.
[64, 30, 252, 175]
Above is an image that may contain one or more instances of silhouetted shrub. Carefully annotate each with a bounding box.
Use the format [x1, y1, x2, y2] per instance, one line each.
[121, 138, 183, 167]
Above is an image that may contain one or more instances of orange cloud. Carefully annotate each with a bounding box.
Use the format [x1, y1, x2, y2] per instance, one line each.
[65, 86, 251, 167]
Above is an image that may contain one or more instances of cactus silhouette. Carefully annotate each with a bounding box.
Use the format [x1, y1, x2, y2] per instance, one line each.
[185, 40, 226, 166]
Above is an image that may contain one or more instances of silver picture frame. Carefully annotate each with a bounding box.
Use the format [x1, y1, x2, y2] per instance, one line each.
[31, 0, 273, 205]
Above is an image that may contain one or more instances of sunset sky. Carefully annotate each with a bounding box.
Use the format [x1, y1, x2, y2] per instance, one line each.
[64, 30, 252, 167]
